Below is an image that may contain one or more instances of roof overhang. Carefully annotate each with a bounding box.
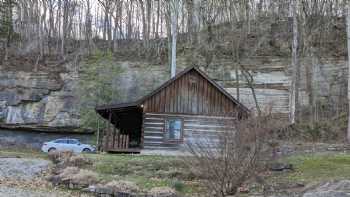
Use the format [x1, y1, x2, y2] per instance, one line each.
[95, 101, 141, 111]
[95, 101, 142, 125]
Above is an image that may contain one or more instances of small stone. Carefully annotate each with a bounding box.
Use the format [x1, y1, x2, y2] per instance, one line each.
[269, 163, 294, 171]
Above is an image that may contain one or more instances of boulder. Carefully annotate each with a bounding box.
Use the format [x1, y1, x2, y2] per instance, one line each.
[269, 163, 294, 171]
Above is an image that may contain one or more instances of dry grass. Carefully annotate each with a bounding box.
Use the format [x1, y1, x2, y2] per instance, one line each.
[58, 167, 98, 185]
[67, 155, 93, 167]
[69, 169, 99, 185]
[59, 167, 80, 180]
[103, 180, 140, 193]
[148, 186, 177, 196]
[48, 151, 74, 164]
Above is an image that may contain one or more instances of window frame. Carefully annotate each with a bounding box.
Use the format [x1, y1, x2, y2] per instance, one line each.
[163, 117, 184, 143]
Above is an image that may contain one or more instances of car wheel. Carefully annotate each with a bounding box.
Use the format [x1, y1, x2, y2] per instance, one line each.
[82, 148, 91, 153]
[48, 148, 56, 152]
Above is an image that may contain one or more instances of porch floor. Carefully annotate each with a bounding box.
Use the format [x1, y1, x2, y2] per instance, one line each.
[106, 148, 141, 153]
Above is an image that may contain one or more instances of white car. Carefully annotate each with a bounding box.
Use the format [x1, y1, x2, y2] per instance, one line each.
[41, 138, 95, 153]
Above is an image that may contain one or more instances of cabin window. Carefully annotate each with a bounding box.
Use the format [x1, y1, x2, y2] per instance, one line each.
[165, 118, 183, 142]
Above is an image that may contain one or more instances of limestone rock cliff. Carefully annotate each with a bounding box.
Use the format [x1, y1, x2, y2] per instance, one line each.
[0, 55, 346, 132]
[0, 63, 80, 132]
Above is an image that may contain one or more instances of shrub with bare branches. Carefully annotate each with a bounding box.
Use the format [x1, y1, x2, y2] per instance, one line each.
[186, 116, 280, 197]
[47, 150, 92, 168]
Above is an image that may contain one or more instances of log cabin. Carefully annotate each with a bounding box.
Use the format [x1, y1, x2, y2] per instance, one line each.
[95, 66, 249, 153]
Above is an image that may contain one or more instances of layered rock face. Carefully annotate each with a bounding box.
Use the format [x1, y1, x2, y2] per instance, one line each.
[0, 56, 346, 131]
[1, 53, 347, 132]
[0, 64, 79, 132]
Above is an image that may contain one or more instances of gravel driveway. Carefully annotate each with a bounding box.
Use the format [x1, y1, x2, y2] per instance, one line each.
[0, 157, 79, 197]
[0, 158, 49, 181]
[0, 186, 71, 197]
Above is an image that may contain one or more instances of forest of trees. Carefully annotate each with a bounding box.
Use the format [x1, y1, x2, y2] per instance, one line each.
[1, 0, 350, 136]
[0, 0, 347, 59]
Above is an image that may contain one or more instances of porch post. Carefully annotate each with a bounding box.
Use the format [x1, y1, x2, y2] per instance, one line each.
[96, 118, 100, 151]
[112, 125, 117, 149]
[105, 110, 112, 151]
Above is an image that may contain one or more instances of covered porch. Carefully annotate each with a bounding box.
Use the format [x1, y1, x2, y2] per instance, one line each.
[96, 102, 143, 153]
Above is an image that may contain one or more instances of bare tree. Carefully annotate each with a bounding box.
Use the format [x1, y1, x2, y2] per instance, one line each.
[241, 66, 262, 116]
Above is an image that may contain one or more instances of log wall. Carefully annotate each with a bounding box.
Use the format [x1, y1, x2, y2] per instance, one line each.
[142, 113, 235, 150]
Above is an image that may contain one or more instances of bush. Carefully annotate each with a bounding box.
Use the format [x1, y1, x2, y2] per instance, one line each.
[48, 151, 92, 168]
[48, 150, 74, 164]
[171, 180, 185, 192]
[185, 116, 277, 197]
[67, 155, 93, 168]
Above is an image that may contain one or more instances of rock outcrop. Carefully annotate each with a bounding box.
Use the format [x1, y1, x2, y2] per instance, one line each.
[0, 56, 347, 132]
[0, 63, 80, 132]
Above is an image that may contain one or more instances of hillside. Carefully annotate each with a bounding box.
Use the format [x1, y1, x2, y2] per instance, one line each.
[0, 18, 347, 132]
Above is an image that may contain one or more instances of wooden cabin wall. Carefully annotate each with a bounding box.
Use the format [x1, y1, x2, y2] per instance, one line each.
[142, 70, 238, 117]
[142, 113, 236, 150]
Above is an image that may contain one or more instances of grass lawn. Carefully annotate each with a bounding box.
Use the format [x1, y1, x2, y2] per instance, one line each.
[85, 154, 201, 195]
[270, 153, 350, 186]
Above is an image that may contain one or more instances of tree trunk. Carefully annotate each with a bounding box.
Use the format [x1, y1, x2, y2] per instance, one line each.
[289, 0, 300, 124]
[139, 0, 147, 43]
[146, 0, 151, 41]
[61, 0, 69, 58]
[346, 2, 350, 142]
[170, 0, 178, 78]
[85, 0, 92, 54]
[186, 0, 194, 44]
[155, 0, 160, 39]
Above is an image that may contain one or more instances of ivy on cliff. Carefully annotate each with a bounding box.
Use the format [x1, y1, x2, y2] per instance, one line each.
[78, 50, 123, 130]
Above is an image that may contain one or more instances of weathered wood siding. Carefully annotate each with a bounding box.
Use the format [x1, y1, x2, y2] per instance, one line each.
[142, 69, 238, 116]
[143, 113, 235, 150]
